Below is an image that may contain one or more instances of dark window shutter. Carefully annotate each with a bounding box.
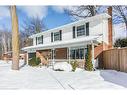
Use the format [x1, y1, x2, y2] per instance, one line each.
[36, 37, 38, 45]
[73, 26, 76, 38]
[59, 30, 62, 40]
[41, 35, 43, 44]
[51, 32, 53, 42]
[86, 22, 89, 36]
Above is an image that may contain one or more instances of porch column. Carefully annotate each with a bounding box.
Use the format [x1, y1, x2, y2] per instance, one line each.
[91, 40, 95, 68]
[68, 47, 71, 64]
[26, 52, 29, 64]
[52, 48, 55, 67]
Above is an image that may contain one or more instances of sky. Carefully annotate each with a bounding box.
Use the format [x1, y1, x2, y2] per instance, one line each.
[0, 6, 72, 31]
[0, 6, 126, 40]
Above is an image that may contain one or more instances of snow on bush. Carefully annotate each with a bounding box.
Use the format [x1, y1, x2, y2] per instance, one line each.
[53, 62, 72, 72]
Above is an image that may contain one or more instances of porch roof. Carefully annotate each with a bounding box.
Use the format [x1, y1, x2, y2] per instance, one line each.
[22, 35, 102, 52]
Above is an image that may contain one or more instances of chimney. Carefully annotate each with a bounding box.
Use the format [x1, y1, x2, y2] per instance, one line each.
[108, 7, 113, 49]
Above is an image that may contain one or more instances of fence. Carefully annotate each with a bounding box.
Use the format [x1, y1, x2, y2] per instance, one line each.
[102, 47, 127, 72]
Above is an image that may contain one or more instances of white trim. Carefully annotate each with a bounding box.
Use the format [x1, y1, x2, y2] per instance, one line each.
[22, 35, 101, 51]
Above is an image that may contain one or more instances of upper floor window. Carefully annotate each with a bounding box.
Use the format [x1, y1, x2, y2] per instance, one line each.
[72, 22, 89, 38]
[51, 30, 62, 42]
[54, 32, 61, 41]
[77, 25, 86, 37]
[36, 35, 43, 45]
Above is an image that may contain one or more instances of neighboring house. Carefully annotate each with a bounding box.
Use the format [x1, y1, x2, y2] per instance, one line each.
[1, 51, 25, 60]
[22, 8, 113, 68]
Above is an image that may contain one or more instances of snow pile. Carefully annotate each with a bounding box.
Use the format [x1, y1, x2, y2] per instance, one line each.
[53, 62, 72, 72]
[75, 68, 84, 72]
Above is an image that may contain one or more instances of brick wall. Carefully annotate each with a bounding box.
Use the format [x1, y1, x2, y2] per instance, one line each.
[55, 48, 67, 59]
[36, 50, 49, 64]
[108, 7, 113, 49]
[94, 44, 103, 59]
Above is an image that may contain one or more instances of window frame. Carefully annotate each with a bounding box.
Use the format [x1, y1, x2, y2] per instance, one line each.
[70, 47, 87, 59]
[76, 24, 86, 37]
[37, 36, 43, 45]
[53, 31, 61, 42]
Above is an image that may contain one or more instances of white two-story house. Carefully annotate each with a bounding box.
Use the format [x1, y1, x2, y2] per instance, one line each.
[22, 11, 112, 68]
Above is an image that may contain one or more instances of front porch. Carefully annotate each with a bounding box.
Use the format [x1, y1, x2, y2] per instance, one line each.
[23, 35, 101, 68]
[26, 45, 96, 69]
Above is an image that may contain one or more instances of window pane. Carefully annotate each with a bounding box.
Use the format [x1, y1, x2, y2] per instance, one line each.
[77, 25, 85, 37]
[70, 48, 86, 59]
[76, 49, 79, 59]
[54, 32, 60, 41]
[37, 36, 43, 44]
[79, 49, 84, 59]
[70, 50, 75, 59]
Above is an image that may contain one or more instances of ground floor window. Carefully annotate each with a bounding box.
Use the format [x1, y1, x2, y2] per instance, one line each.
[70, 47, 87, 59]
[28, 53, 36, 59]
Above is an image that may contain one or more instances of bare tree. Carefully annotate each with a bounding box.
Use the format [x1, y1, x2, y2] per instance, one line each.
[113, 6, 127, 37]
[65, 5, 97, 20]
[10, 6, 20, 70]
[22, 17, 47, 35]
[21, 17, 47, 47]
[1, 32, 7, 54]
[0, 30, 12, 54]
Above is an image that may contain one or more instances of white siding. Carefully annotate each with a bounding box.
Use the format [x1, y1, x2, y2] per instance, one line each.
[43, 32, 51, 44]
[33, 37, 36, 46]
[32, 18, 109, 45]
[61, 26, 73, 41]
[102, 19, 109, 44]
[89, 20, 103, 36]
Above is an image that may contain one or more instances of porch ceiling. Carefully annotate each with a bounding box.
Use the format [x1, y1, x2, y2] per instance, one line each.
[22, 35, 101, 52]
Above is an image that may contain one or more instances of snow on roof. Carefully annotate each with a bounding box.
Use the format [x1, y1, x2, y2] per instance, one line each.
[22, 35, 102, 51]
[29, 13, 111, 38]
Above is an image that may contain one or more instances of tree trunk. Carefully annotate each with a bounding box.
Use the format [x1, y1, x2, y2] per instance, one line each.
[2, 33, 8, 61]
[10, 6, 20, 70]
[2, 33, 7, 54]
[125, 21, 127, 38]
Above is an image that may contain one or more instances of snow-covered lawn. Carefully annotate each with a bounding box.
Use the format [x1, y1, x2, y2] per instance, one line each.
[0, 60, 127, 89]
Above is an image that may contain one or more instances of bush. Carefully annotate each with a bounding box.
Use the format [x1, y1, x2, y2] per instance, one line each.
[114, 38, 127, 47]
[28, 57, 41, 67]
[70, 60, 78, 72]
[85, 45, 93, 71]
